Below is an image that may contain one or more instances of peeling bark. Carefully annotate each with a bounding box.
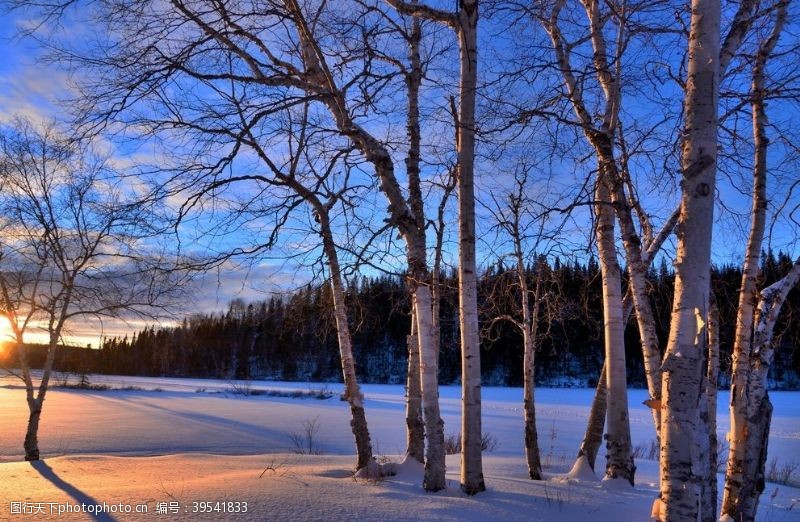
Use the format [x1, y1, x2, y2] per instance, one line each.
[739, 259, 800, 519]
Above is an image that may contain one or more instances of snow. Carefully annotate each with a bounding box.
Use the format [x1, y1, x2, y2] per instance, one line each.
[1, 373, 798, 521]
[561, 455, 598, 482]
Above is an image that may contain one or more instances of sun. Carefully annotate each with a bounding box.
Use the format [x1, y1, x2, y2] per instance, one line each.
[0, 316, 15, 351]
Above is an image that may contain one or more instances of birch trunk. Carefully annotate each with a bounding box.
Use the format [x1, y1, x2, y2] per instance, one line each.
[576, 362, 607, 471]
[595, 177, 635, 485]
[701, 301, 720, 522]
[415, 284, 447, 491]
[24, 401, 43, 461]
[456, 0, 484, 496]
[721, 2, 787, 516]
[320, 216, 374, 470]
[403, 12, 426, 467]
[740, 259, 800, 519]
[515, 237, 542, 480]
[406, 309, 424, 463]
[594, 138, 663, 438]
[287, 0, 446, 488]
[574, 207, 679, 473]
[581, 0, 662, 440]
[657, 0, 720, 516]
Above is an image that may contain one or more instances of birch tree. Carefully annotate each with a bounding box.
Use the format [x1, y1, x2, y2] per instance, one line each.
[484, 170, 555, 480]
[16, 0, 451, 489]
[387, 0, 485, 495]
[229, 104, 379, 471]
[656, 0, 720, 517]
[0, 119, 181, 461]
[721, 1, 790, 518]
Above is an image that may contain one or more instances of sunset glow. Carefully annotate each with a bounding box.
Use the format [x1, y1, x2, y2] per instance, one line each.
[0, 316, 13, 354]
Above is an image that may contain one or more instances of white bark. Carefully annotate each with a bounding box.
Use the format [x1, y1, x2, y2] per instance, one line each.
[456, 0, 484, 495]
[701, 301, 720, 522]
[321, 224, 374, 470]
[739, 259, 800, 519]
[543, 0, 660, 459]
[386, 0, 485, 493]
[721, 1, 788, 517]
[406, 309, 424, 463]
[658, 0, 720, 517]
[595, 178, 635, 485]
[415, 285, 447, 491]
[285, 0, 447, 488]
[576, 362, 607, 471]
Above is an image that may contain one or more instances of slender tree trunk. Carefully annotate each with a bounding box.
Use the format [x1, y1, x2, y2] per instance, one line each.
[402, 12, 426, 467]
[320, 220, 373, 470]
[406, 309, 424, 463]
[657, 0, 720, 516]
[517, 247, 543, 480]
[24, 400, 42, 461]
[739, 259, 800, 519]
[575, 208, 678, 473]
[701, 300, 720, 522]
[415, 284, 447, 491]
[576, 362, 607, 471]
[288, 0, 446, 487]
[456, 0, 484, 496]
[594, 177, 635, 485]
[594, 138, 662, 439]
[722, 3, 787, 517]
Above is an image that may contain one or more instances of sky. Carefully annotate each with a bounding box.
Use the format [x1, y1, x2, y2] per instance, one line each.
[0, 3, 798, 348]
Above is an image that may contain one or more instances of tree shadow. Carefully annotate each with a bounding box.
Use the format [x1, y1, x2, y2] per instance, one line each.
[29, 460, 117, 521]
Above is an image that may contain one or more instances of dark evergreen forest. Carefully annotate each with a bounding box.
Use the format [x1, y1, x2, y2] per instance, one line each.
[6, 251, 799, 389]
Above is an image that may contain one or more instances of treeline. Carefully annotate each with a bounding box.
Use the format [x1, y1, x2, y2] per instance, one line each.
[5, 251, 799, 389]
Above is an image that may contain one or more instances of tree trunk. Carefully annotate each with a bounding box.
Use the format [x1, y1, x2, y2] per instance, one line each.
[519, 256, 543, 480]
[594, 177, 635, 485]
[721, 2, 787, 517]
[739, 259, 800, 519]
[657, 0, 720, 516]
[415, 285, 447, 491]
[403, 12, 426, 467]
[288, 0, 446, 486]
[320, 221, 374, 470]
[24, 401, 42, 461]
[701, 300, 720, 522]
[575, 209, 678, 473]
[406, 309, 424, 463]
[594, 137, 663, 439]
[576, 362, 607, 471]
[740, 396, 772, 521]
[456, 0, 484, 496]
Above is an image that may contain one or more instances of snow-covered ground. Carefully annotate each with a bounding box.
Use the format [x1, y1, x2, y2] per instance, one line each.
[1, 373, 798, 520]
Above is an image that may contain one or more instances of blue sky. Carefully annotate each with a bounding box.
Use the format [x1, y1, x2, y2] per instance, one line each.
[1, 3, 798, 347]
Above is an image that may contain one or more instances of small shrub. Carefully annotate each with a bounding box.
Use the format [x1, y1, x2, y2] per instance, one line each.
[443, 432, 499, 455]
[288, 418, 324, 455]
[633, 439, 659, 461]
[227, 380, 253, 396]
[715, 438, 729, 473]
[766, 457, 799, 486]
